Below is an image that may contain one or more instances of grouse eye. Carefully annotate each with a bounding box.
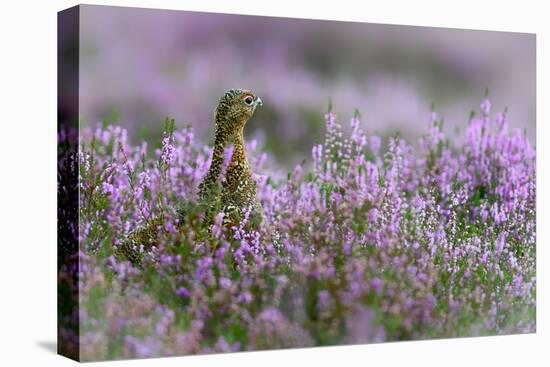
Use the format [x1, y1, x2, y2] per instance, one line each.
[244, 96, 254, 105]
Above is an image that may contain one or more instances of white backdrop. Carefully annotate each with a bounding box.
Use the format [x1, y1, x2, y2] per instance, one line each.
[0, 1, 547, 366]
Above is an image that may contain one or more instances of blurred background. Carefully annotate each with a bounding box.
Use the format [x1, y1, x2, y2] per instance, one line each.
[79, 5, 535, 168]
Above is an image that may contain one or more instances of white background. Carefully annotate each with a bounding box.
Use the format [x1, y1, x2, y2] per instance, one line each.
[0, 0, 547, 366]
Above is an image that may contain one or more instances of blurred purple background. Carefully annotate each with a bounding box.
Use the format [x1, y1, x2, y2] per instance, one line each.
[79, 5, 535, 167]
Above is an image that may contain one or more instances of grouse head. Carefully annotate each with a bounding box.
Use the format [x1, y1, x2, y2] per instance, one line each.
[214, 88, 262, 143]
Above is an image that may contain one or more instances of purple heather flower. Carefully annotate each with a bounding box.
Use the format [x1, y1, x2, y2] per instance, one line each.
[160, 133, 176, 165]
[371, 277, 383, 295]
[480, 97, 491, 116]
[176, 286, 190, 298]
[219, 277, 232, 290]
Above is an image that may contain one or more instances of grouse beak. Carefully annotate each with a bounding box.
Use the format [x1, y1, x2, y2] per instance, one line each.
[255, 97, 263, 107]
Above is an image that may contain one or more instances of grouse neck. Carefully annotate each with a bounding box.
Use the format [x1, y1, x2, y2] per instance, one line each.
[229, 127, 249, 170]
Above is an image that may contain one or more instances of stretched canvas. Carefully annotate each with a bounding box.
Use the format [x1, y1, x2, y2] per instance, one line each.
[58, 4, 536, 362]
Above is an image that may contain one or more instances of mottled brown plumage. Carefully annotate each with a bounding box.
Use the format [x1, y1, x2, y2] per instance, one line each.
[114, 214, 166, 264]
[198, 88, 263, 227]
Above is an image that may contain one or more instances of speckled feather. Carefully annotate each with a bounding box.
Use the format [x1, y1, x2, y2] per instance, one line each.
[114, 214, 166, 265]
